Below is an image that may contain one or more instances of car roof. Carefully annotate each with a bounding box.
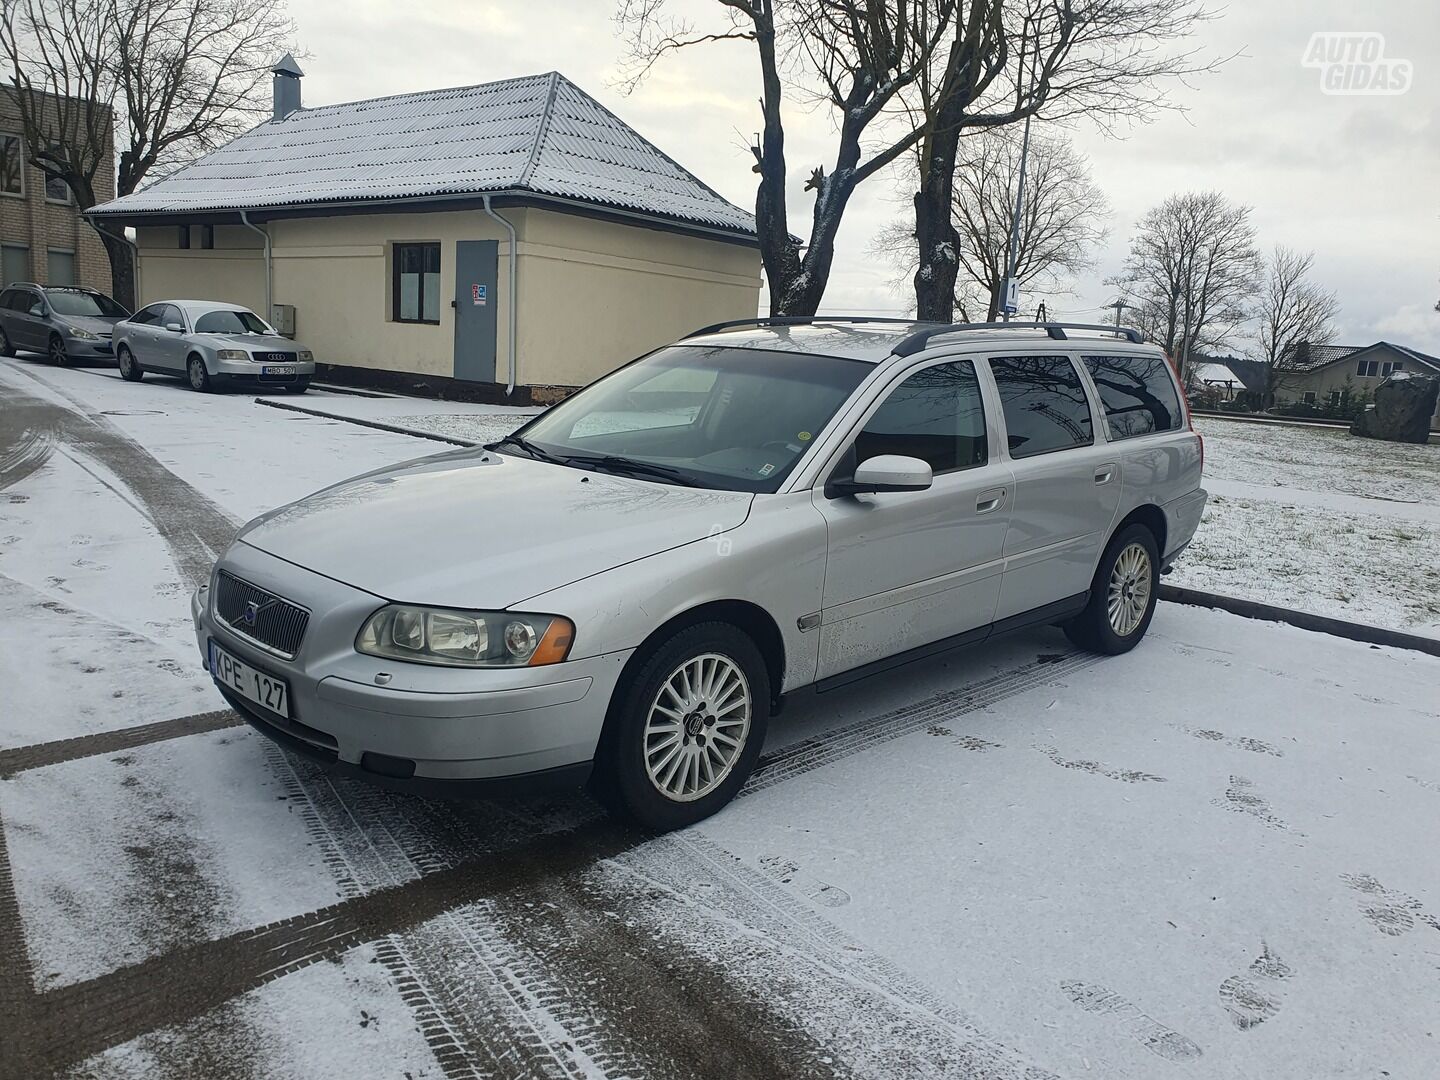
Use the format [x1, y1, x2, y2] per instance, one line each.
[144, 299, 256, 315]
[681, 319, 1158, 363]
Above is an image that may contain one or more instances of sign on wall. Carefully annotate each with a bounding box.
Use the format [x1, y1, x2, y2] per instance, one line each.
[472, 283, 487, 306]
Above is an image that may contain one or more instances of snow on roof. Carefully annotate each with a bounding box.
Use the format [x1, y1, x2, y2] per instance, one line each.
[1191, 361, 1244, 385]
[90, 72, 756, 239]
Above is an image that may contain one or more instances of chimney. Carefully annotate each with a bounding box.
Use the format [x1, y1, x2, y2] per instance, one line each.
[271, 53, 304, 121]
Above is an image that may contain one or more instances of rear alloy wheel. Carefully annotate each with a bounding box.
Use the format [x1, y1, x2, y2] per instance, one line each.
[0, 326, 14, 357]
[187, 354, 213, 392]
[117, 345, 143, 382]
[1064, 523, 1160, 655]
[48, 335, 69, 367]
[601, 622, 770, 831]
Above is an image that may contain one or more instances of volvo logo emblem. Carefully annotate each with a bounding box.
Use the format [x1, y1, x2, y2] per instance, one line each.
[241, 601, 261, 626]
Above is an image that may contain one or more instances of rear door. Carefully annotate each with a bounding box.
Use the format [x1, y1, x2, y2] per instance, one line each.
[122, 305, 163, 365]
[813, 357, 1012, 681]
[988, 353, 1121, 622]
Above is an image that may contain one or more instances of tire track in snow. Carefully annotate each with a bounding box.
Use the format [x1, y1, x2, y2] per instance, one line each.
[0, 710, 241, 778]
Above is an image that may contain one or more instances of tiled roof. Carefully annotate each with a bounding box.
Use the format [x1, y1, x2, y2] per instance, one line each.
[90, 72, 756, 238]
[1278, 341, 1440, 374]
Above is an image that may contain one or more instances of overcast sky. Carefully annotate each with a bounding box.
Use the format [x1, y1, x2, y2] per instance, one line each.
[292, 0, 1439, 355]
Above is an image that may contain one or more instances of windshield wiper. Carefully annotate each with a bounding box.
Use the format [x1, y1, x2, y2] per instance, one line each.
[487, 433, 569, 466]
[565, 454, 699, 487]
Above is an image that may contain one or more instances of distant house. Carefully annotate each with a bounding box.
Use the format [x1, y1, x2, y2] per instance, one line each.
[87, 60, 760, 401]
[1275, 341, 1440, 426]
[1, 87, 113, 293]
[1189, 360, 1248, 401]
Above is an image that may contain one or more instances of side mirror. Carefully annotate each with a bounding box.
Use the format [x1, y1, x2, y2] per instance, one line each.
[28, 304, 46, 318]
[164, 322, 184, 333]
[831, 454, 933, 497]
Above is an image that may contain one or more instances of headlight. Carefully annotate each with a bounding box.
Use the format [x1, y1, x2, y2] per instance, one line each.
[216, 349, 249, 361]
[298, 349, 314, 363]
[68, 327, 99, 341]
[357, 606, 574, 667]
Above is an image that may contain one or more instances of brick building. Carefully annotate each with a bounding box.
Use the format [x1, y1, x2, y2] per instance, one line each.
[0, 88, 113, 293]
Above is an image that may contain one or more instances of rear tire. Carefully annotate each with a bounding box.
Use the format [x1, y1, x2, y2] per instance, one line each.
[597, 622, 770, 832]
[0, 326, 14, 357]
[1064, 523, 1160, 655]
[117, 345, 143, 381]
[48, 334, 69, 367]
[187, 354, 213, 393]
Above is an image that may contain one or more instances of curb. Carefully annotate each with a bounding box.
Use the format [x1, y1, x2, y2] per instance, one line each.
[254, 398, 479, 447]
[1159, 584, 1440, 658]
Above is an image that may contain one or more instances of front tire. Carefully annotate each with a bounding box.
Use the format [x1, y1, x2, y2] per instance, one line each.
[117, 345, 144, 381]
[187, 354, 213, 392]
[1064, 523, 1160, 655]
[600, 622, 770, 831]
[48, 334, 69, 367]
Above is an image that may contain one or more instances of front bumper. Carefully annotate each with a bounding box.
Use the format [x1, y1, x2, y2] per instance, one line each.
[212, 357, 316, 380]
[64, 336, 114, 358]
[191, 543, 632, 791]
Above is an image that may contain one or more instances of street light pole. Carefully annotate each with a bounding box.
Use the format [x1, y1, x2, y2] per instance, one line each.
[1001, 111, 1033, 324]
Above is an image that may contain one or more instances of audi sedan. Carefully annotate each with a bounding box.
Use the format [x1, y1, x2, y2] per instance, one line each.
[113, 300, 316, 392]
[194, 318, 1205, 830]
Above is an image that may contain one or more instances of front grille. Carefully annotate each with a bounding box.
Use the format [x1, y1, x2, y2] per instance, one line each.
[214, 570, 309, 658]
[260, 351, 296, 363]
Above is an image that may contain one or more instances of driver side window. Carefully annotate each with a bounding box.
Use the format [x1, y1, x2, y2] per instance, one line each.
[854, 360, 988, 475]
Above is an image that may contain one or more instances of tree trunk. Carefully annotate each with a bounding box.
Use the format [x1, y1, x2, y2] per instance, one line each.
[97, 230, 136, 310]
[912, 98, 967, 323]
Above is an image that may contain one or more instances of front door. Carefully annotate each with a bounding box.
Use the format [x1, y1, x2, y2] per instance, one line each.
[453, 240, 498, 383]
[813, 358, 1012, 682]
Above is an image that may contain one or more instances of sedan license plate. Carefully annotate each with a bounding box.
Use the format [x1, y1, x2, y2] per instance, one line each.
[209, 640, 289, 718]
[263, 365, 296, 376]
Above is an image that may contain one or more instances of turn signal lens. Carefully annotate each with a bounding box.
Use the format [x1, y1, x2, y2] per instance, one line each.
[528, 617, 575, 667]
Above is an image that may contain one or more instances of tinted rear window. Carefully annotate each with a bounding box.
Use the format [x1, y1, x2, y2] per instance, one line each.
[988, 356, 1094, 458]
[1082, 355, 1183, 439]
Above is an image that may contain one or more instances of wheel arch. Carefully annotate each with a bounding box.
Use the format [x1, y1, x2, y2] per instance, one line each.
[1111, 503, 1167, 560]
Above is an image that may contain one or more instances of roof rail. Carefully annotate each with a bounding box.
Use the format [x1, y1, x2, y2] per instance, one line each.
[685, 315, 923, 339]
[893, 321, 1144, 356]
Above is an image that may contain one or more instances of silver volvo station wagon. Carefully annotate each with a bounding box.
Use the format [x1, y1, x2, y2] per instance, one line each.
[194, 319, 1206, 830]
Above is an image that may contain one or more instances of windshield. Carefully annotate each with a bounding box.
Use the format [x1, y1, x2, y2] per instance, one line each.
[45, 290, 127, 318]
[515, 345, 871, 493]
[194, 309, 271, 334]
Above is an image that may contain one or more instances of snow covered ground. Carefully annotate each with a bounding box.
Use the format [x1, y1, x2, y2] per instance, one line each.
[3, 358, 1439, 1079]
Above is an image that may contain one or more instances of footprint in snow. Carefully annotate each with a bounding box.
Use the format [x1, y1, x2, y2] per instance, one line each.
[1060, 980, 1202, 1061]
[1035, 744, 1166, 783]
[1341, 873, 1440, 938]
[1218, 942, 1291, 1030]
[757, 855, 850, 908]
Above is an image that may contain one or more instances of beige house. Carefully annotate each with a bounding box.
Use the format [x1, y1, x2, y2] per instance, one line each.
[89, 61, 760, 402]
[1276, 341, 1440, 427]
[1, 88, 113, 293]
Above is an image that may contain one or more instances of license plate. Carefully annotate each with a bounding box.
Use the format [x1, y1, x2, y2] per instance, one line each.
[263, 365, 296, 376]
[209, 639, 290, 718]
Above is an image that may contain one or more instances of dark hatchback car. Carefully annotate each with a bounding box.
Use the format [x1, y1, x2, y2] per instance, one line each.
[0, 283, 130, 366]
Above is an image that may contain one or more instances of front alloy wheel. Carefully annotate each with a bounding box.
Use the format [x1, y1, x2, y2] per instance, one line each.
[49, 335, 69, 367]
[187, 355, 212, 392]
[117, 345, 143, 382]
[643, 653, 752, 802]
[601, 622, 770, 831]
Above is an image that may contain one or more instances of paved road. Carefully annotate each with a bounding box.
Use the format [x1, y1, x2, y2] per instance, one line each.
[2, 356, 1437, 1080]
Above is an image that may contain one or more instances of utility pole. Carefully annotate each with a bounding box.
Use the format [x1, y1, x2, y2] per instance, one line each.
[1001, 111, 1033, 324]
[1108, 298, 1128, 327]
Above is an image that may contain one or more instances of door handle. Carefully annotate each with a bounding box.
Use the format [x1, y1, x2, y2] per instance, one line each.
[1094, 465, 1116, 485]
[976, 487, 1006, 514]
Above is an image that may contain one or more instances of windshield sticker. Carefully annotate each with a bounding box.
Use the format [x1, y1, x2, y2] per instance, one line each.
[758, 463, 775, 477]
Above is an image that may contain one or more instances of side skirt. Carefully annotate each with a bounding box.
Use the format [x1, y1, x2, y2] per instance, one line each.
[802, 591, 1090, 697]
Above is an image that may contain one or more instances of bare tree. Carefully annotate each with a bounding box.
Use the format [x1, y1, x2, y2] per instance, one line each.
[1111, 190, 1259, 377]
[617, 0, 968, 316]
[1252, 245, 1339, 405]
[877, 128, 1107, 320]
[2, 0, 297, 306]
[904, 0, 1219, 321]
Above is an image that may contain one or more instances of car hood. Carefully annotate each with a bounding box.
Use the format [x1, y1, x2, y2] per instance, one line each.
[198, 332, 304, 352]
[236, 449, 753, 609]
[60, 315, 123, 336]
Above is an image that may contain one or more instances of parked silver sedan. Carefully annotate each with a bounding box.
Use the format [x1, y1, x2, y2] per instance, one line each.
[113, 299, 316, 392]
[193, 318, 1206, 830]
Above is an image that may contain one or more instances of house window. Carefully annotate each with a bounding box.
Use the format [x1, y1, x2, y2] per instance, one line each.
[1303, 391, 1317, 404]
[44, 173, 70, 203]
[1356, 359, 1379, 377]
[1378, 360, 1402, 376]
[393, 242, 441, 324]
[1327, 390, 1342, 407]
[0, 134, 22, 195]
[2, 244, 30, 285]
[47, 249, 75, 287]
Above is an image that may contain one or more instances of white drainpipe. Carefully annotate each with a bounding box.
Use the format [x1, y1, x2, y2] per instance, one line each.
[237, 210, 272, 320]
[480, 194, 519, 396]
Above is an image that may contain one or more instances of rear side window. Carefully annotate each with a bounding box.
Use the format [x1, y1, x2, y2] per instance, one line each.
[988, 356, 1093, 458]
[1083, 355, 1183, 439]
[855, 360, 988, 474]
